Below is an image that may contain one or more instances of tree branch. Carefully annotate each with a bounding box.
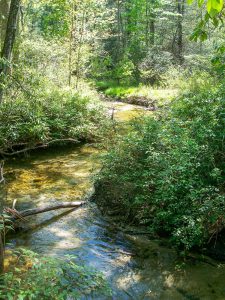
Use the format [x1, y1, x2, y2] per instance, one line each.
[4, 201, 85, 222]
[0, 138, 79, 156]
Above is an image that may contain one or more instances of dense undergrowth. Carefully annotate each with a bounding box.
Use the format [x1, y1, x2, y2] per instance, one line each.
[0, 85, 107, 155]
[94, 81, 225, 250]
[0, 248, 110, 299]
[0, 37, 109, 156]
[93, 65, 213, 109]
[95, 80, 178, 109]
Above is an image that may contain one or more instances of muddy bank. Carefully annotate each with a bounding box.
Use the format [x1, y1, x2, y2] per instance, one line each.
[102, 94, 157, 110]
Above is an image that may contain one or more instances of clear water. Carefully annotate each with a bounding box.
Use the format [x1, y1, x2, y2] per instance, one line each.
[3, 103, 225, 299]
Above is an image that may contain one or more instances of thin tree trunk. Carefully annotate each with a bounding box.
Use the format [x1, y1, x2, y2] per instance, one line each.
[176, 0, 185, 64]
[75, 9, 85, 89]
[0, 0, 10, 48]
[116, 0, 122, 60]
[145, 0, 149, 48]
[0, 0, 21, 103]
[149, 18, 155, 45]
[68, 3, 75, 86]
[146, 0, 155, 48]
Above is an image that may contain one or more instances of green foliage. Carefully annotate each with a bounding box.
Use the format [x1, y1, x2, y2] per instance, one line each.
[113, 56, 136, 84]
[0, 248, 111, 299]
[96, 82, 177, 106]
[187, 0, 224, 17]
[95, 82, 225, 250]
[211, 42, 225, 76]
[189, 0, 224, 41]
[0, 82, 107, 153]
[0, 34, 109, 154]
[139, 48, 173, 86]
[0, 214, 13, 234]
[27, 0, 71, 38]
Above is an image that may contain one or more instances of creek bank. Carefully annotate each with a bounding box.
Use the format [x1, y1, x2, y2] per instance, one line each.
[3, 100, 225, 299]
[102, 94, 157, 110]
[93, 179, 225, 263]
[4, 137, 225, 299]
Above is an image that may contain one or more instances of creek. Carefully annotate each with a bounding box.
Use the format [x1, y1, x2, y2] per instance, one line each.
[4, 102, 225, 300]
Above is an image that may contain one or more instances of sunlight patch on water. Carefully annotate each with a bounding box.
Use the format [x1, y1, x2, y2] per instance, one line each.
[3, 102, 225, 300]
[5, 145, 101, 206]
[104, 101, 152, 122]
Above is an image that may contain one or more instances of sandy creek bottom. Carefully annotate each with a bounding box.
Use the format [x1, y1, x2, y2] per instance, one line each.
[3, 102, 225, 300]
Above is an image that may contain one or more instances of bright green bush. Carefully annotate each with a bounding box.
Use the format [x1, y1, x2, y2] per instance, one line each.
[94, 83, 225, 250]
[0, 248, 110, 300]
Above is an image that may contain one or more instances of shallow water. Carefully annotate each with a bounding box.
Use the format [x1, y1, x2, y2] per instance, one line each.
[4, 102, 225, 299]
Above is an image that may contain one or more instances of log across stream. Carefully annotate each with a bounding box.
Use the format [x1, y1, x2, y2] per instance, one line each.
[3, 102, 225, 299]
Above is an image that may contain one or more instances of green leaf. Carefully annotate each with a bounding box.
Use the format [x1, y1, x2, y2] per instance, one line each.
[207, 0, 212, 12]
[200, 31, 208, 41]
[198, 0, 205, 6]
[212, 17, 219, 26]
[212, 0, 223, 11]
[207, 0, 223, 16]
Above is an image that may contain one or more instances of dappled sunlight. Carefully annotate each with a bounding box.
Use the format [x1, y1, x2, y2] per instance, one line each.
[1, 0, 224, 297]
[5, 145, 101, 204]
[105, 101, 153, 122]
[4, 104, 225, 299]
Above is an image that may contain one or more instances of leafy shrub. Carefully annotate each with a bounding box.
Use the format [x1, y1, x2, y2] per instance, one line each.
[113, 56, 136, 85]
[211, 42, 225, 77]
[94, 83, 225, 250]
[0, 248, 111, 299]
[139, 47, 173, 86]
[0, 82, 108, 154]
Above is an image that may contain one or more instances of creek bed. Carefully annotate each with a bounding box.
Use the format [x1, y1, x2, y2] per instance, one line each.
[4, 102, 225, 299]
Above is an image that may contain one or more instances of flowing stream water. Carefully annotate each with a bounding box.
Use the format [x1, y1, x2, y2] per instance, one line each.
[4, 102, 225, 299]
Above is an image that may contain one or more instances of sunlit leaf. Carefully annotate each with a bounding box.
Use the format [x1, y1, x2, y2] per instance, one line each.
[198, 0, 205, 6]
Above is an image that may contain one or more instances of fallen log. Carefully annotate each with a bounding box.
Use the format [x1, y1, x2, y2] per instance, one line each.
[4, 201, 85, 222]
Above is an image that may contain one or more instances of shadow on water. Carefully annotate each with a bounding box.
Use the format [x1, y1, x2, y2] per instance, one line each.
[3, 102, 225, 299]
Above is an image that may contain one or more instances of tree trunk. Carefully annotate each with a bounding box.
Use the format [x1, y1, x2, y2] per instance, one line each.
[176, 0, 185, 64]
[68, 3, 76, 86]
[0, 0, 10, 48]
[0, 0, 21, 103]
[146, 0, 155, 48]
[145, 0, 149, 48]
[149, 18, 155, 45]
[116, 0, 123, 60]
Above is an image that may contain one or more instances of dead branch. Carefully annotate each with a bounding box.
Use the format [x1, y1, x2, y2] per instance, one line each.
[4, 201, 85, 222]
[0, 138, 79, 156]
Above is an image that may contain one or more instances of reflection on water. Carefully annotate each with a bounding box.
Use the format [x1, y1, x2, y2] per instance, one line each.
[4, 102, 225, 299]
